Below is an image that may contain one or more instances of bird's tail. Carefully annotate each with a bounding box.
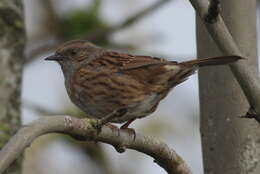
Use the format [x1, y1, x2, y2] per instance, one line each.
[179, 55, 243, 67]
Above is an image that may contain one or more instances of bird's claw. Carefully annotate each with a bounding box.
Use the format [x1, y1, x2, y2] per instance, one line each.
[120, 127, 136, 141]
[105, 123, 120, 136]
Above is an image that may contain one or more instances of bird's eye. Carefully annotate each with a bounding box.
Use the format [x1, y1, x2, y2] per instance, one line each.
[66, 49, 77, 57]
[70, 50, 77, 56]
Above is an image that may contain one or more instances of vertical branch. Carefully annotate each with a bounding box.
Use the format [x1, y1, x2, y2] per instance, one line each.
[190, 0, 260, 123]
[0, 0, 25, 173]
[204, 0, 220, 23]
[194, 0, 260, 173]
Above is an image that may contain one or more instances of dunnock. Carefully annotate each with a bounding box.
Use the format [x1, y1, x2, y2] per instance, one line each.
[45, 40, 241, 128]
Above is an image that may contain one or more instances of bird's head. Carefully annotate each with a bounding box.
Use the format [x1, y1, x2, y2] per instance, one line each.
[45, 40, 99, 62]
[45, 40, 101, 76]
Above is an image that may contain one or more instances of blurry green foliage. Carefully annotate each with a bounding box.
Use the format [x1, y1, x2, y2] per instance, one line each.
[59, 0, 108, 41]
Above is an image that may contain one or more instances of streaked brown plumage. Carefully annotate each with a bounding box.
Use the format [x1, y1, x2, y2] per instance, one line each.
[45, 40, 242, 127]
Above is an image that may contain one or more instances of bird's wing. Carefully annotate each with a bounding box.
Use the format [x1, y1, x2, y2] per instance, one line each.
[86, 51, 189, 93]
[100, 51, 177, 70]
[101, 51, 183, 85]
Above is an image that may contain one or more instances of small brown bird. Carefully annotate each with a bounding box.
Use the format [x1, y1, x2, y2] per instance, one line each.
[45, 40, 241, 128]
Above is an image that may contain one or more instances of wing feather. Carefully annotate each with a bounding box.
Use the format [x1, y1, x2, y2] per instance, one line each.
[85, 51, 183, 93]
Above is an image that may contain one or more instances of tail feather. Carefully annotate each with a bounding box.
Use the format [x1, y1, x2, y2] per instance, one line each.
[180, 55, 243, 67]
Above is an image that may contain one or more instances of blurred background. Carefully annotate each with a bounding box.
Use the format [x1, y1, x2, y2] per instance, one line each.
[20, 0, 260, 174]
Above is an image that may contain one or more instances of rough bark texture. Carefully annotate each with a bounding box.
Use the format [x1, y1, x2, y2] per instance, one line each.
[196, 0, 260, 174]
[0, 0, 25, 173]
[0, 116, 193, 174]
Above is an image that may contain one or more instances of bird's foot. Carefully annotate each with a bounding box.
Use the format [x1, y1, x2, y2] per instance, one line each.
[120, 119, 136, 140]
[112, 125, 136, 153]
[120, 127, 136, 141]
[99, 108, 128, 126]
[105, 123, 120, 136]
[94, 108, 128, 132]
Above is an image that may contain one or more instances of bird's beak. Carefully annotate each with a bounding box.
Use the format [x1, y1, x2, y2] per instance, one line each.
[44, 54, 66, 61]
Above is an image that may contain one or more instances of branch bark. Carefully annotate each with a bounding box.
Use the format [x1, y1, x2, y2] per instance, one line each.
[189, 0, 260, 123]
[0, 0, 25, 173]
[0, 116, 192, 174]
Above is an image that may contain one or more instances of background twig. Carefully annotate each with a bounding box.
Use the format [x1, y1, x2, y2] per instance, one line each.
[84, 0, 170, 42]
[25, 0, 170, 63]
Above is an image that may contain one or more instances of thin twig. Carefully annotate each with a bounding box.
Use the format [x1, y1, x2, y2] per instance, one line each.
[84, 0, 170, 42]
[189, 0, 260, 123]
[25, 0, 170, 63]
[0, 116, 192, 174]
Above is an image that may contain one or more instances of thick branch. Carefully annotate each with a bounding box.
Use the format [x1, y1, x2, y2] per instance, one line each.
[189, 0, 260, 123]
[204, 0, 220, 23]
[0, 1, 25, 173]
[0, 116, 192, 174]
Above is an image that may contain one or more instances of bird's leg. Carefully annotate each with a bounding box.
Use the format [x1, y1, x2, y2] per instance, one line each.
[120, 118, 136, 129]
[97, 108, 128, 129]
[120, 118, 136, 140]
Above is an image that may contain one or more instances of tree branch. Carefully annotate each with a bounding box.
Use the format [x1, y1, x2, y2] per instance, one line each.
[0, 1, 25, 173]
[204, 0, 220, 23]
[189, 0, 260, 123]
[0, 116, 192, 174]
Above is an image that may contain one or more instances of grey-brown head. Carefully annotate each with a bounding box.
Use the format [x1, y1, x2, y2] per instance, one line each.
[45, 40, 100, 62]
[45, 40, 102, 76]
